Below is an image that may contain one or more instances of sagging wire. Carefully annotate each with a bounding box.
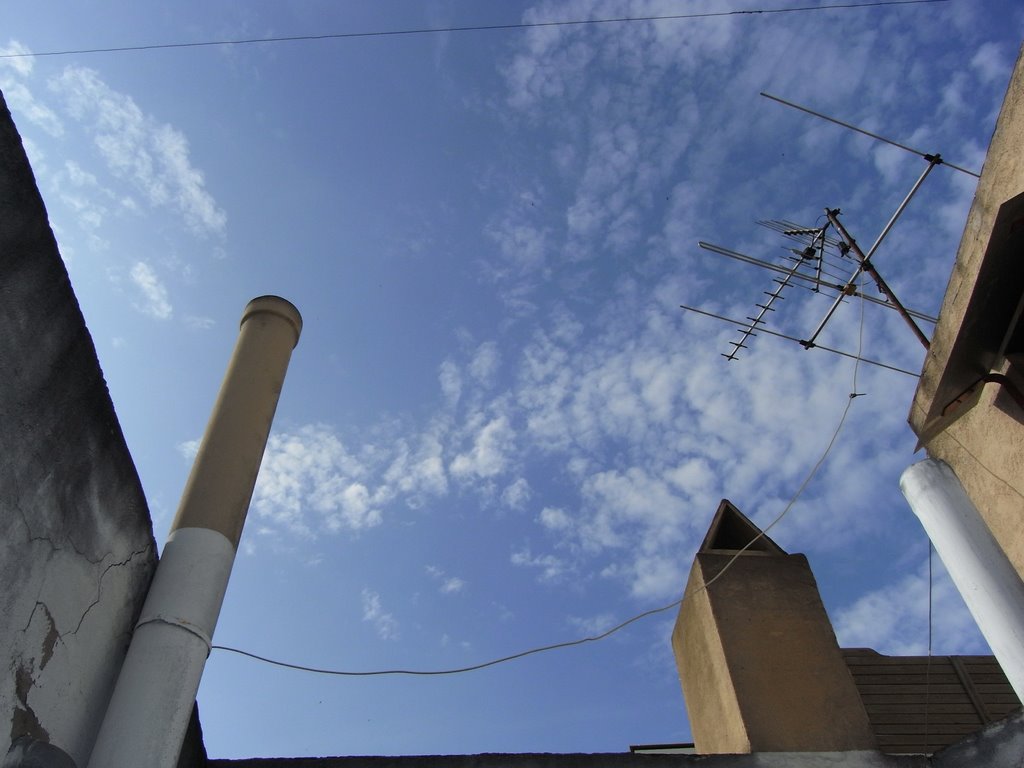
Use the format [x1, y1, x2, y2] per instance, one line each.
[213, 289, 870, 678]
[2, 1, 950, 60]
[925, 540, 934, 747]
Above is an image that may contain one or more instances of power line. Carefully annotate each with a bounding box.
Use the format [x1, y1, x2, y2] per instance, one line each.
[212, 298, 868, 678]
[2, 0, 949, 60]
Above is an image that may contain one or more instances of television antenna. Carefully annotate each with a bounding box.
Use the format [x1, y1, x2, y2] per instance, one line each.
[718, 218, 841, 361]
[681, 92, 979, 369]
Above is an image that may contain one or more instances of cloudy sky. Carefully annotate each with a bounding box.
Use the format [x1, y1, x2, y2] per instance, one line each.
[3, 0, 1021, 759]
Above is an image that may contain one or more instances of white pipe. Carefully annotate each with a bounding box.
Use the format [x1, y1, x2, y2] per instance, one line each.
[87, 296, 301, 768]
[900, 458, 1024, 700]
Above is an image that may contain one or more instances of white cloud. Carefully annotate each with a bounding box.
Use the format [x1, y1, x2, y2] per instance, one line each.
[317, 482, 381, 532]
[184, 315, 216, 331]
[381, 426, 448, 506]
[538, 506, 572, 531]
[501, 477, 531, 510]
[361, 589, 399, 641]
[833, 558, 989, 655]
[252, 424, 379, 536]
[2, 80, 65, 138]
[441, 577, 465, 594]
[486, 215, 548, 275]
[438, 359, 462, 406]
[248, 422, 452, 536]
[0, 41, 64, 138]
[0, 40, 34, 78]
[48, 66, 226, 235]
[177, 439, 200, 461]
[971, 42, 1009, 85]
[567, 613, 616, 636]
[510, 548, 569, 583]
[573, 467, 694, 598]
[424, 565, 466, 595]
[450, 414, 515, 480]
[54, 160, 116, 247]
[64, 159, 97, 187]
[468, 341, 501, 386]
[129, 261, 173, 319]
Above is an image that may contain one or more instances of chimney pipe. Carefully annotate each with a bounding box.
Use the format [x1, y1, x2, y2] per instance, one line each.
[87, 296, 302, 768]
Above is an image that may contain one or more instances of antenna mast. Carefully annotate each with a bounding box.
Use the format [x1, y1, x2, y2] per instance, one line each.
[682, 91, 974, 366]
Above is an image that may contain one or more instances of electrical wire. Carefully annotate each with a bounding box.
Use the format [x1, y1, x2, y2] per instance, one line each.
[212, 293, 869, 678]
[1, 0, 950, 60]
[925, 540, 934, 748]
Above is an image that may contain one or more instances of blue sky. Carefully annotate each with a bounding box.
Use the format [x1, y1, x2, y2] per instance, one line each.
[2, 0, 1021, 759]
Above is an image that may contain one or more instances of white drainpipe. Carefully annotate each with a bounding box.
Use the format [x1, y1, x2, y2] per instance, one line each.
[900, 458, 1024, 700]
[87, 296, 302, 768]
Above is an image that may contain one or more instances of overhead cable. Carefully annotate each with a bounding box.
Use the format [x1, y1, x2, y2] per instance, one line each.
[2, 0, 949, 60]
[212, 295, 869, 677]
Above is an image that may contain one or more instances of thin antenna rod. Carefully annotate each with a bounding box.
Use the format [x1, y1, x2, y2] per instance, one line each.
[697, 241, 938, 322]
[723, 252, 807, 360]
[799, 158, 941, 348]
[760, 92, 981, 178]
[679, 304, 919, 377]
[863, 157, 940, 261]
[827, 209, 932, 350]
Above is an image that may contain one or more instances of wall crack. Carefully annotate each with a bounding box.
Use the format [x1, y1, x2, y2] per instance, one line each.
[62, 546, 153, 639]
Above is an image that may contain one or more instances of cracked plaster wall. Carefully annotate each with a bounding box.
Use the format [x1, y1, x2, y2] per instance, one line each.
[0, 91, 158, 765]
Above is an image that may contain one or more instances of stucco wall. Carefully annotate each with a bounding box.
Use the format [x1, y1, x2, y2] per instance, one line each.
[907, 47, 1024, 577]
[672, 558, 750, 754]
[0, 91, 158, 765]
[673, 553, 876, 754]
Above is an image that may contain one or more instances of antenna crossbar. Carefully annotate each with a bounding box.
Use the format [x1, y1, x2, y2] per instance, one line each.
[759, 219, 843, 248]
[760, 92, 981, 178]
[723, 247, 810, 359]
[681, 304, 919, 377]
[829, 210, 931, 349]
[696, 241, 937, 323]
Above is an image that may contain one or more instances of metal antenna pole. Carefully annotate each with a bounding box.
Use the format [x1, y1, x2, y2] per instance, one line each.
[813, 228, 826, 292]
[760, 92, 981, 178]
[863, 157, 940, 261]
[800, 157, 940, 350]
[827, 209, 932, 350]
[800, 263, 865, 350]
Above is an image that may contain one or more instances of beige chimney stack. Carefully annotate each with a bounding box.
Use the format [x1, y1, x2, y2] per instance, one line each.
[88, 296, 302, 768]
[672, 499, 877, 753]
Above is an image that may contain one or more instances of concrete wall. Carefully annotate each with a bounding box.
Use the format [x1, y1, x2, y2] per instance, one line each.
[672, 502, 876, 754]
[907, 46, 1024, 577]
[672, 558, 751, 753]
[673, 552, 877, 754]
[0, 91, 158, 764]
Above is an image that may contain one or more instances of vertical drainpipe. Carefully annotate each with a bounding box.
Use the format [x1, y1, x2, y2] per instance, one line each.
[87, 296, 302, 768]
[900, 458, 1024, 701]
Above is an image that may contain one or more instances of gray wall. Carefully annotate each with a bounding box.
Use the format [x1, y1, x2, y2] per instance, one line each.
[0, 90, 158, 765]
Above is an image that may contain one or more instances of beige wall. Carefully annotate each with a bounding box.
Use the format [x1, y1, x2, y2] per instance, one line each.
[672, 558, 750, 754]
[909, 45, 1024, 580]
[673, 551, 877, 753]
